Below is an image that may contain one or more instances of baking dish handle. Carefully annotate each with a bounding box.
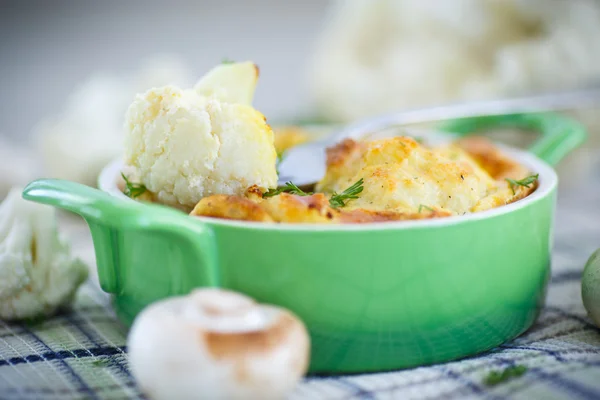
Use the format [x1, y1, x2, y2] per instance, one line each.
[439, 113, 587, 166]
[22, 179, 219, 294]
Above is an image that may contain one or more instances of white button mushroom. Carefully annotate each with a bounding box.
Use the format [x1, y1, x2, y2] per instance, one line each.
[127, 288, 310, 400]
[582, 248, 600, 327]
[0, 188, 88, 320]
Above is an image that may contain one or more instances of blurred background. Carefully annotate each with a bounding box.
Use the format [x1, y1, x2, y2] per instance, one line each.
[1, 0, 600, 195]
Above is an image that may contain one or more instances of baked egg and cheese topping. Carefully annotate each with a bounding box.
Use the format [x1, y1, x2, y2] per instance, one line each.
[187, 136, 537, 224]
[121, 62, 538, 224]
[317, 137, 497, 215]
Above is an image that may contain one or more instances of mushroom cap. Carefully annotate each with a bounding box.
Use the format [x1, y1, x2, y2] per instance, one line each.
[127, 288, 310, 400]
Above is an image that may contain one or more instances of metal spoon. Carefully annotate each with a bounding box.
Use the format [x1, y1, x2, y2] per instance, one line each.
[277, 88, 600, 187]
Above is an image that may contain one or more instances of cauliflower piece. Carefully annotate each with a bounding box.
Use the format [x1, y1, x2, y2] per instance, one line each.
[0, 189, 88, 321]
[0, 137, 39, 200]
[194, 61, 258, 105]
[309, 0, 600, 122]
[124, 63, 277, 209]
[34, 55, 193, 187]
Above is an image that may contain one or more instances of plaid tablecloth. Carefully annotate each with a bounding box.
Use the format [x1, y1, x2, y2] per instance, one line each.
[1, 163, 600, 399]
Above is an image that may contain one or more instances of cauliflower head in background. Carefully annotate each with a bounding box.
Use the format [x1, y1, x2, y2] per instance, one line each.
[309, 0, 600, 122]
[0, 189, 88, 321]
[35, 55, 193, 187]
[124, 62, 277, 209]
[0, 137, 39, 200]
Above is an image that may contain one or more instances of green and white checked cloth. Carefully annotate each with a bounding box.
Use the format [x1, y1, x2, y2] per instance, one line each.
[2, 177, 600, 399]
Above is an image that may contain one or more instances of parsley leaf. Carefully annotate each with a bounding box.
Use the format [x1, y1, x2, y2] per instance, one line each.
[484, 365, 527, 386]
[506, 174, 539, 195]
[221, 58, 235, 64]
[275, 151, 285, 175]
[23, 316, 46, 327]
[263, 181, 312, 198]
[418, 204, 434, 213]
[329, 178, 364, 208]
[288, 114, 331, 126]
[91, 359, 112, 368]
[121, 173, 147, 198]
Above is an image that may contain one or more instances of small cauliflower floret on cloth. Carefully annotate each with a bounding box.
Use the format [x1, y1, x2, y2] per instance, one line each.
[124, 62, 277, 210]
[0, 189, 88, 321]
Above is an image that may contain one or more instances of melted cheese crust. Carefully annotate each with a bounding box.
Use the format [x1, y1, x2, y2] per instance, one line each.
[191, 190, 453, 224]
[273, 126, 311, 155]
[190, 136, 537, 224]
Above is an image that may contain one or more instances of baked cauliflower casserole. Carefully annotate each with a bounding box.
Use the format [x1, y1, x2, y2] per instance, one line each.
[121, 62, 538, 224]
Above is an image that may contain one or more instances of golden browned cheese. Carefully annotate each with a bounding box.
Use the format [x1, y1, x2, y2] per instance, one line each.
[337, 208, 453, 223]
[451, 136, 537, 211]
[190, 194, 274, 222]
[191, 188, 454, 224]
[317, 137, 499, 214]
[261, 193, 337, 223]
[454, 136, 530, 180]
[470, 183, 535, 212]
[273, 126, 311, 155]
[117, 175, 157, 203]
[189, 136, 538, 224]
[191, 191, 336, 224]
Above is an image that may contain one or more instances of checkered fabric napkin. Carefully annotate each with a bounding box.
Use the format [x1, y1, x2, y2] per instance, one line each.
[1, 176, 600, 399]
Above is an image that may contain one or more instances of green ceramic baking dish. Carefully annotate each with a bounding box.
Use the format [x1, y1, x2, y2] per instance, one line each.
[22, 113, 586, 374]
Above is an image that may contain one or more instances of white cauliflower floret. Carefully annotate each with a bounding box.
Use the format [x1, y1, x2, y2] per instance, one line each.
[0, 189, 88, 320]
[124, 62, 277, 209]
[0, 137, 39, 200]
[194, 61, 259, 105]
[34, 55, 193, 187]
[309, 0, 600, 122]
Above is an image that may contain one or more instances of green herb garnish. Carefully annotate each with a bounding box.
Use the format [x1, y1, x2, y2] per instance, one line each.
[505, 174, 539, 195]
[22, 316, 46, 327]
[121, 173, 147, 198]
[288, 114, 332, 126]
[329, 178, 364, 208]
[275, 151, 285, 175]
[221, 58, 235, 64]
[418, 204, 434, 213]
[91, 359, 112, 368]
[484, 365, 527, 386]
[263, 181, 312, 198]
